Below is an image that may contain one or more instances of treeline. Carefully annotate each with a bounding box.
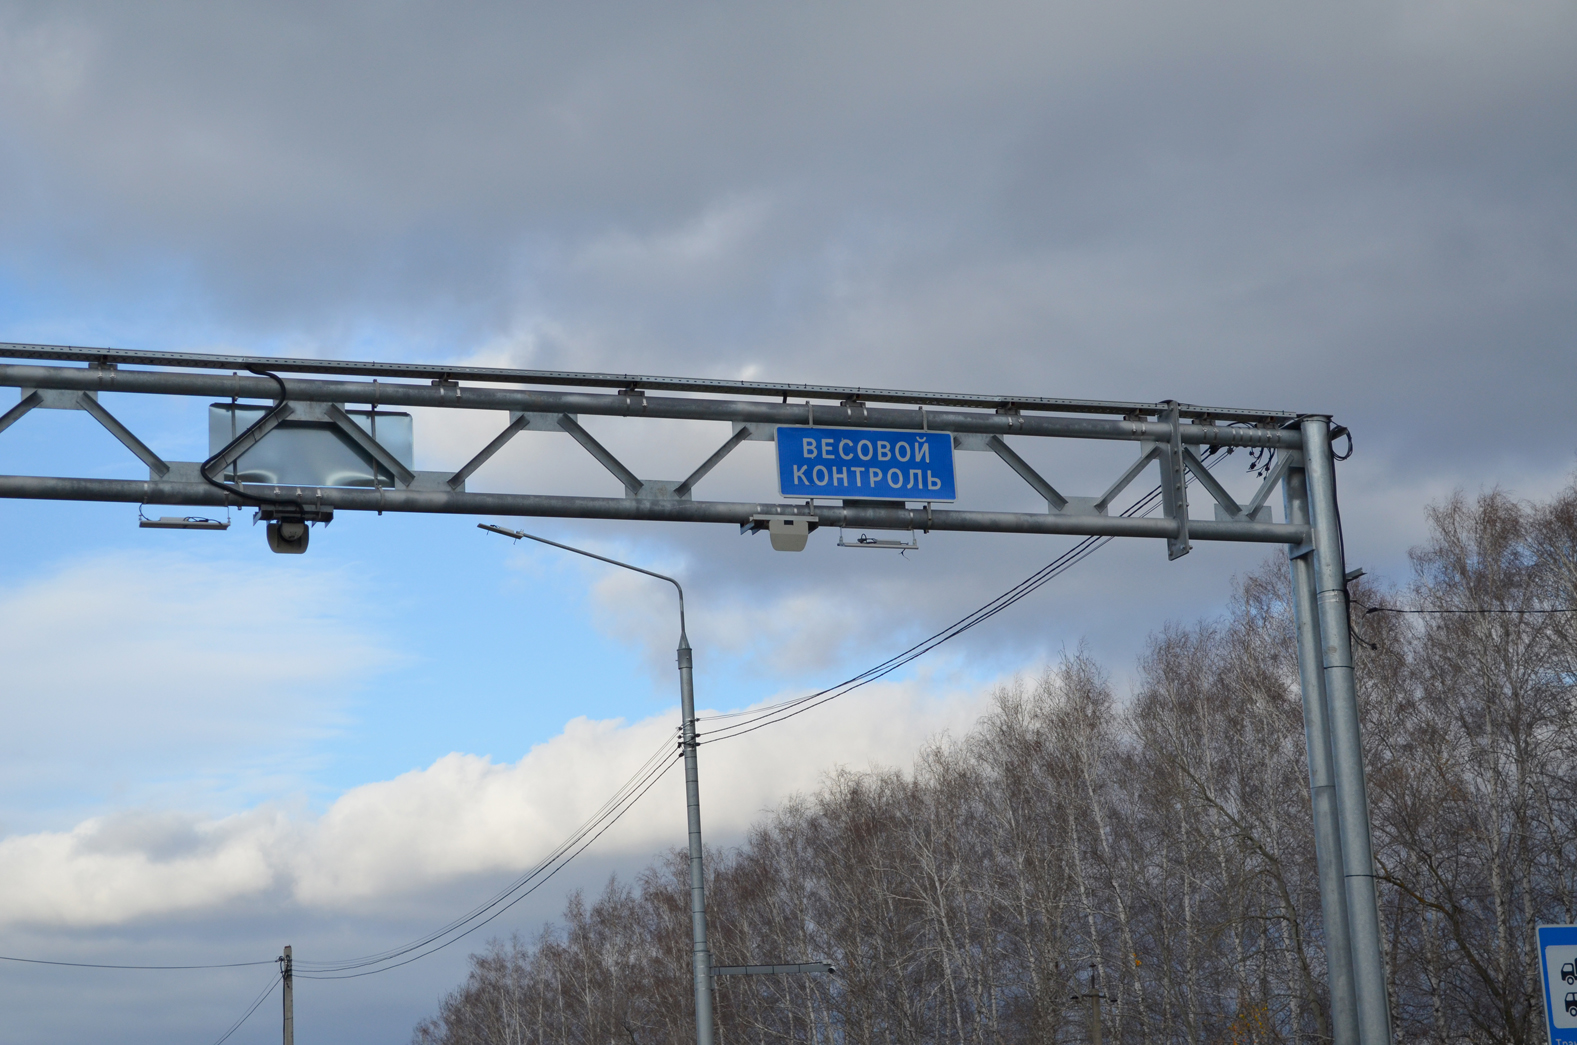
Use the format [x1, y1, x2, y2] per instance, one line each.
[414, 484, 1577, 1045]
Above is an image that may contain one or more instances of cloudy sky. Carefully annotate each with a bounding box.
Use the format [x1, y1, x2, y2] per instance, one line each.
[0, 2, 1573, 1041]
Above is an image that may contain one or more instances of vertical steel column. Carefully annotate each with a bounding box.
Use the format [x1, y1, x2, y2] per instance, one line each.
[678, 636, 716, 1045]
[1301, 418, 1392, 1045]
[1284, 463, 1360, 1045]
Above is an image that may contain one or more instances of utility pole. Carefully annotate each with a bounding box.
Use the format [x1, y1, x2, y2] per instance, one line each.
[281, 944, 293, 1045]
[678, 634, 715, 1045]
[1071, 965, 1110, 1045]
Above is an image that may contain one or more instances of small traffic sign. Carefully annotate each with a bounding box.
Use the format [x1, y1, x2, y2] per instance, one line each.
[776, 426, 956, 501]
[1539, 925, 1577, 1045]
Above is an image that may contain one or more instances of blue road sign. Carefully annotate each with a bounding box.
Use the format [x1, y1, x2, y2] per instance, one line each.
[1540, 925, 1577, 1045]
[776, 426, 956, 501]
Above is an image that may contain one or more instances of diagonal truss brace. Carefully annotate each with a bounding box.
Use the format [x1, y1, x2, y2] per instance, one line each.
[557, 413, 644, 496]
[986, 435, 1068, 512]
[554, 414, 760, 502]
[0, 390, 42, 436]
[204, 400, 417, 488]
[0, 356, 1315, 550]
[0, 387, 169, 477]
[961, 409, 1297, 562]
[323, 403, 415, 487]
[449, 413, 531, 489]
[203, 402, 296, 480]
[676, 425, 754, 499]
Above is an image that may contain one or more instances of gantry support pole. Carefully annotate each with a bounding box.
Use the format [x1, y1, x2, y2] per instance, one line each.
[1302, 418, 1392, 1045]
[678, 634, 716, 1045]
[1284, 462, 1360, 1045]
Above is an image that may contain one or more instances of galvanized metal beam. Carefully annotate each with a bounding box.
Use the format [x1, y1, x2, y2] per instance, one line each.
[0, 342, 1302, 424]
[0, 473, 1310, 544]
[0, 364, 1303, 450]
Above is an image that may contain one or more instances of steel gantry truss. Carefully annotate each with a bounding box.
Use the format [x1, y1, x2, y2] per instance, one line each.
[0, 341, 1389, 1045]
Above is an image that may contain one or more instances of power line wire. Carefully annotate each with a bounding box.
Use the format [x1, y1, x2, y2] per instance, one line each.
[209, 971, 282, 1045]
[1349, 605, 1570, 614]
[297, 749, 682, 980]
[698, 465, 1190, 744]
[0, 955, 274, 970]
[294, 732, 682, 976]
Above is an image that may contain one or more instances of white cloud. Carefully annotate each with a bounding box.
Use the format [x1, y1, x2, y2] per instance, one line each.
[0, 671, 992, 927]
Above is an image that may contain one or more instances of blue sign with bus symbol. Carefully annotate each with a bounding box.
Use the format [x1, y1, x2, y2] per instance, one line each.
[1540, 925, 1577, 1045]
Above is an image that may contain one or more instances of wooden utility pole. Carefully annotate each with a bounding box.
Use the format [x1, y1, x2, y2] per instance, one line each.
[281, 944, 294, 1045]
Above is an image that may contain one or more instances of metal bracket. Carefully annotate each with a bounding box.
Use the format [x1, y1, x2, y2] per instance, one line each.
[837, 528, 918, 551]
[18, 387, 94, 409]
[257, 503, 335, 525]
[634, 480, 690, 502]
[1159, 402, 1190, 559]
[732, 421, 776, 441]
[713, 963, 836, 977]
[744, 513, 818, 551]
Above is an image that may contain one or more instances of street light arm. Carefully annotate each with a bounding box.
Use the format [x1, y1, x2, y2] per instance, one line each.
[478, 523, 688, 644]
[478, 520, 715, 1045]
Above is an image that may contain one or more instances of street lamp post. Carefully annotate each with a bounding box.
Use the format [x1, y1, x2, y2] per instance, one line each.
[480, 523, 715, 1045]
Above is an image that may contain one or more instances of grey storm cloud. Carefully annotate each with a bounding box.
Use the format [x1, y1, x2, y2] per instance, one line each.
[0, 0, 1573, 665]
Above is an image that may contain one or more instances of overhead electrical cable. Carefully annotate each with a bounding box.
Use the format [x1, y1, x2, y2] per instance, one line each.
[0, 440, 1264, 992]
[209, 971, 282, 1045]
[698, 450, 1230, 744]
[292, 730, 682, 977]
[296, 748, 682, 979]
[1355, 604, 1576, 615]
[0, 955, 275, 970]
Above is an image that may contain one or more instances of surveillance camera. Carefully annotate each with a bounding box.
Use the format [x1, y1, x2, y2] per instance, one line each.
[267, 520, 309, 554]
